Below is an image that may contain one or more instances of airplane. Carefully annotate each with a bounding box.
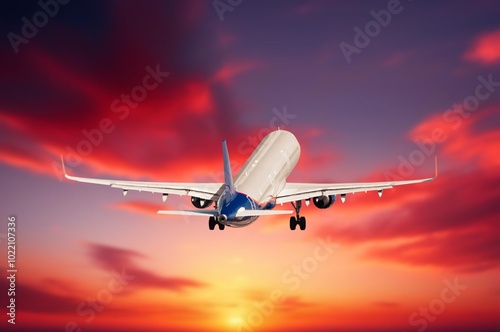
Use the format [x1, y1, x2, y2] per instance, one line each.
[62, 129, 437, 231]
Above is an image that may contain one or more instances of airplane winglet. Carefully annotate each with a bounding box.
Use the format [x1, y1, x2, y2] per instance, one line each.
[434, 156, 438, 178]
[60, 155, 68, 178]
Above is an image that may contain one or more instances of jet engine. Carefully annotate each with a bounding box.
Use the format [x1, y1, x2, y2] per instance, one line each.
[312, 195, 336, 209]
[191, 197, 213, 209]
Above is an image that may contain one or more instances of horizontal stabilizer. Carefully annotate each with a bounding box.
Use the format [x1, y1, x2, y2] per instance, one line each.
[236, 209, 293, 217]
[157, 210, 219, 217]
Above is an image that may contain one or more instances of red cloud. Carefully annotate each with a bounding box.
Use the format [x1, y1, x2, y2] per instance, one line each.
[0, 0, 328, 188]
[381, 51, 410, 67]
[0, 276, 211, 330]
[217, 30, 237, 47]
[464, 29, 500, 64]
[0, 46, 275, 183]
[277, 296, 315, 312]
[0, 241, 211, 330]
[289, 2, 326, 17]
[372, 301, 400, 308]
[0, 1, 254, 182]
[364, 221, 500, 272]
[410, 105, 500, 168]
[314, 108, 500, 272]
[87, 243, 206, 292]
[0, 142, 55, 176]
[213, 60, 263, 83]
[0, 278, 80, 314]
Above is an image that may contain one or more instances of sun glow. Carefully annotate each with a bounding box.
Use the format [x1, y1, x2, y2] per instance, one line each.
[227, 315, 244, 327]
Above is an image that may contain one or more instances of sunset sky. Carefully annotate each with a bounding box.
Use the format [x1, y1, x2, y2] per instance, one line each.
[0, 1, 499, 331]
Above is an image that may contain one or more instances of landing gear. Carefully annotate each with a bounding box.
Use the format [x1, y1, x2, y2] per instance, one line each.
[209, 216, 216, 230]
[208, 216, 225, 230]
[298, 216, 306, 230]
[290, 201, 306, 230]
[289, 216, 306, 230]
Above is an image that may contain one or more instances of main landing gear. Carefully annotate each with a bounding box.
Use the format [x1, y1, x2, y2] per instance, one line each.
[290, 200, 306, 230]
[208, 216, 225, 230]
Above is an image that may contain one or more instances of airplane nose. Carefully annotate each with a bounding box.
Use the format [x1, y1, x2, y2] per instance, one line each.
[219, 214, 227, 223]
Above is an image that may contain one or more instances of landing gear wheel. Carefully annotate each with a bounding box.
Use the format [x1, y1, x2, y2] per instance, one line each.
[218, 222, 225, 230]
[208, 216, 216, 230]
[298, 216, 306, 230]
[290, 200, 306, 231]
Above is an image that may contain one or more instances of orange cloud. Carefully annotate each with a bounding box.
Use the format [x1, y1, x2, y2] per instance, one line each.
[111, 201, 167, 216]
[464, 29, 500, 64]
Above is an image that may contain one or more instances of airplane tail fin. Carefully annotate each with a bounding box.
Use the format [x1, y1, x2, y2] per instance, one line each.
[222, 139, 235, 195]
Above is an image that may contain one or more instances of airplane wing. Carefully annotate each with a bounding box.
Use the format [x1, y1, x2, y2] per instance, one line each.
[276, 157, 438, 204]
[61, 157, 223, 201]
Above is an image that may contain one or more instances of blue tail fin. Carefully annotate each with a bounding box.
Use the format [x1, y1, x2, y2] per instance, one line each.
[222, 140, 235, 195]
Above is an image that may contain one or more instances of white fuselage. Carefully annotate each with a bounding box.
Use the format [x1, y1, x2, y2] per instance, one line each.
[235, 130, 300, 203]
[218, 130, 300, 227]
